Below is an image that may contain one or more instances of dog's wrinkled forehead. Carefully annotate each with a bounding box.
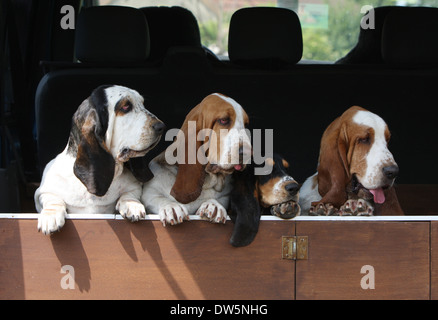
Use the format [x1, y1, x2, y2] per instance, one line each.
[103, 85, 145, 111]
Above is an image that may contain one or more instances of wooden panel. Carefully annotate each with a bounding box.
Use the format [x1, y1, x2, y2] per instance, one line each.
[0, 219, 295, 300]
[431, 222, 438, 300]
[295, 221, 430, 300]
[0, 219, 25, 299]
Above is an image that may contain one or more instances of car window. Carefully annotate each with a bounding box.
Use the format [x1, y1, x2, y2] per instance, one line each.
[96, 0, 438, 61]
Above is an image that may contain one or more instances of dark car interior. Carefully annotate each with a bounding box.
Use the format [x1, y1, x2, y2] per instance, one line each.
[2, 0, 438, 214]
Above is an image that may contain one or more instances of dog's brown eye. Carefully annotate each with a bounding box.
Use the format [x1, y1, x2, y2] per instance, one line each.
[358, 136, 370, 144]
[218, 117, 230, 125]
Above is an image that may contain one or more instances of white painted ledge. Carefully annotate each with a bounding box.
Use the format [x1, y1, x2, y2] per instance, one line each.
[0, 213, 437, 221]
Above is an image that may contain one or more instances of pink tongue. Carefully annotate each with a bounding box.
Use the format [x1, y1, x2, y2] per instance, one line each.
[234, 165, 242, 171]
[370, 188, 385, 204]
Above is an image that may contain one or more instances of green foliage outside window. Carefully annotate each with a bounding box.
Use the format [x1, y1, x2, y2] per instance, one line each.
[102, 0, 438, 62]
[199, 0, 438, 61]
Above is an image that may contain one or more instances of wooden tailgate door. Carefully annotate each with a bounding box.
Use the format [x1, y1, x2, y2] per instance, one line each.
[295, 220, 430, 300]
[430, 222, 438, 300]
[0, 217, 295, 300]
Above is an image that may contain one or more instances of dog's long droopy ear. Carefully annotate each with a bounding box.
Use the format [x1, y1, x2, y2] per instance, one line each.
[316, 117, 350, 208]
[229, 165, 261, 247]
[170, 105, 207, 204]
[73, 101, 115, 197]
[126, 154, 154, 183]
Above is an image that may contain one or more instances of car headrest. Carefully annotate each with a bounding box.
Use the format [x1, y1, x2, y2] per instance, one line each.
[228, 7, 303, 67]
[382, 7, 438, 64]
[75, 6, 150, 64]
[140, 6, 201, 61]
[336, 6, 396, 64]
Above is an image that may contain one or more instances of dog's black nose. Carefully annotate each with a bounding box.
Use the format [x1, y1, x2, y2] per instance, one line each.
[285, 182, 300, 196]
[383, 165, 399, 179]
[153, 121, 166, 134]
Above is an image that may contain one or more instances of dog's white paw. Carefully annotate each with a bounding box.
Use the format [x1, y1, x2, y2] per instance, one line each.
[196, 199, 227, 224]
[158, 202, 189, 227]
[117, 199, 146, 222]
[38, 206, 67, 235]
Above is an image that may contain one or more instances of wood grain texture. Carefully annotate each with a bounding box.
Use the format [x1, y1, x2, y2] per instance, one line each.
[431, 222, 438, 300]
[0, 219, 295, 300]
[2, 217, 435, 300]
[295, 221, 430, 300]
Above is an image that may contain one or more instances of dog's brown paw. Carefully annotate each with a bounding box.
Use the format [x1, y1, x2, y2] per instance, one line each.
[270, 201, 301, 219]
[339, 199, 374, 216]
[309, 203, 339, 216]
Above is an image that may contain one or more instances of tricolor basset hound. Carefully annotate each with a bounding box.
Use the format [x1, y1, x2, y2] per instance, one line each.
[229, 154, 300, 247]
[299, 106, 404, 216]
[141, 93, 252, 226]
[35, 85, 165, 234]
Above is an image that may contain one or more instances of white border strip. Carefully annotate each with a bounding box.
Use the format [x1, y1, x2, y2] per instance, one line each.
[292, 215, 438, 221]
[1, 213, 438, 222]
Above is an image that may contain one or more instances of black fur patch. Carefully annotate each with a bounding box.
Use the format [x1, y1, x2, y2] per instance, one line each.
[229, 162, 261, 247]
[90, 85, 111, 138]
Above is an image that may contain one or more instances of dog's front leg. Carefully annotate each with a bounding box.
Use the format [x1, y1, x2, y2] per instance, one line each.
[37, 193, 67, 235]
[142, 181, 190, 226]
[116, 189, 146, 222]
[144, 193, 189, 226]
[197, 194, 230, 224]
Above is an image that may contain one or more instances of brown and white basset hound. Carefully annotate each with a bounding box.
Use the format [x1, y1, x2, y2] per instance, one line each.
[299, 106, 404, 216]
[141, 93, 252, 226]
[35, 85, 165, 234]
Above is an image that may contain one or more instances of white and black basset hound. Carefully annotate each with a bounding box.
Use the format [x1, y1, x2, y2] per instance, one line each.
[35, 85, 165, 234]
[141, 93, 252, 227]
[299, 106, 404, 216]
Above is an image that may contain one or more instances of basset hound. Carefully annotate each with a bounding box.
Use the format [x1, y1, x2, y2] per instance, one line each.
[299, 106, 404, 216]
[229, 153, 300, 247]
[35, 85, 165, 234]
[141, 93, 252, 226]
